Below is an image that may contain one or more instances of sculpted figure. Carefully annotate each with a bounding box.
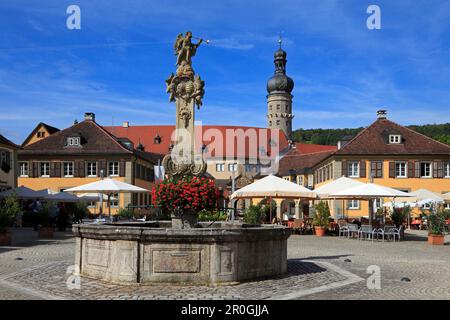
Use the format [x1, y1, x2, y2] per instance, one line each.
[174, 31, 203, 66]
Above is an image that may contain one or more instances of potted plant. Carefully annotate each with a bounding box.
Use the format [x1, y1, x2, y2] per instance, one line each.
[37, 202, 55, 238]
[152, 176, 219, 228]
[313, 201, 330, 237]
[0, 195, 21, 245]
[243, 204, 266, 225]
[427, 205, 446, 245]
[117, 207, 134, 221]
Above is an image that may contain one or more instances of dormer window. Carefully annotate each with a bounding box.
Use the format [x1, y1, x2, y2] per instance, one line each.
[67, 137, 80, 146]
[389, 134, 401, 144]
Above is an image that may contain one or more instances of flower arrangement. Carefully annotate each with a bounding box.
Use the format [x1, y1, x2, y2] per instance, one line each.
[151, 177, 219, 216]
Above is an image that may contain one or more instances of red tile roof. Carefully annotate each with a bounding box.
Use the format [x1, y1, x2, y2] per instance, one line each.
[334, 118, 450, 155]
[104, 125, 290, 159]
[278, 150, 336, 176]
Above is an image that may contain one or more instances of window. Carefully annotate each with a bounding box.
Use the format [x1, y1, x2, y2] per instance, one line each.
[19, 162, 28, 177]
[389, 134, 401, 144]
[87, 162, 97, 177]
[307, 175, 314, 188]
[244, 164, 253, 172]
[420, 162, 432, 178]
[110, 193, 119, 207]
[395, 162, 407, 178]
[269, 105, 272, 111]
[216, 163, 225, 172]
[255, 164, 261, 172]
[374, 198, 383, 210]
[88, 201, 96, 208]
[276, 104, 280, 110]
[445, 163, 450, 178]
[276, 120, 280, 126]
[40, 162, 50, 177]
[228, 163, 237, 172]
[348, 200, 360, 210]
[67, 137, 80, 146]
[37, 131, 45, 138]
[269, 121, 272, 126]
[0, 151, 6, 165]
[108, 161, 119, 176]
[444, 203, 450, 210]
[297, 175, 303, 186]
[63, 162, 74, 177]
[348, 161, 359, 178]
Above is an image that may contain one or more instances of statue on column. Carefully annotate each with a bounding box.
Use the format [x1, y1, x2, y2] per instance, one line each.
[163, 31, 207, 180]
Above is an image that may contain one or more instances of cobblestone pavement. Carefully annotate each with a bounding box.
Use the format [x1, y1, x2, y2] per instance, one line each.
[0, 228, 449, 300]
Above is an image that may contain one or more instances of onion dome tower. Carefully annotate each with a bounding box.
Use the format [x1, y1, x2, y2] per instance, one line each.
[266, 37, 294, 139]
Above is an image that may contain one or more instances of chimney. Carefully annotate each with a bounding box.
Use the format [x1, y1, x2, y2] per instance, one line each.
[122, 121, 130, 128]
[84, 112, 95, 121]
[377, 109, 387, 119]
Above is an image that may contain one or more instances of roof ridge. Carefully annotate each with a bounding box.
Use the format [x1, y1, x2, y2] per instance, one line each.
[397, 120, 450, 151]
[22, 121, 84, 149]
[335, 120, 377, 153]
[91, 121, 134, 154]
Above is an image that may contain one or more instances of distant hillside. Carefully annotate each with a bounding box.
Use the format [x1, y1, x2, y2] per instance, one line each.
[292, 123, 450, 146]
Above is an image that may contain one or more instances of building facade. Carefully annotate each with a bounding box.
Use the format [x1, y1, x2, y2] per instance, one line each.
[18, 113, 160, 214]
[282, 110, 450, 218]
[0, 135, 19, 192]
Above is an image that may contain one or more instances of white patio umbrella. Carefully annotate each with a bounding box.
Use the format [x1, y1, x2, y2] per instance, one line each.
[313, 177, 365, 219]
[314, 177, 365, 198]
[76, 193, 114, 201]
[230, 174, 316, 222]
[0, 186, 44, 199]
[330, 183, 413, 226]
[65, 179, 149, 220]
[44, 192, 87, 203]
[409, 189, 444, 202]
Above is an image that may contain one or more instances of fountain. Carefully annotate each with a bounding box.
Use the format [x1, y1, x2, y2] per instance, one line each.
[72, 32, 291, 285]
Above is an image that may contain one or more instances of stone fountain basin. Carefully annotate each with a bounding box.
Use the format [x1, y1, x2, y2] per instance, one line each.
[72, 222, 291, 285]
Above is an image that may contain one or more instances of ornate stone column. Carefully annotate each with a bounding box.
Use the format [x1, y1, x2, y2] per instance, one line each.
[294, 199, 301, 219]
[163, 31, 207, 179]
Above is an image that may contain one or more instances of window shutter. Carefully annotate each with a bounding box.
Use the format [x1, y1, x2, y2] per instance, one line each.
[119, 160, 126, 177]
[5, 151, 11, 168]
[50, 162, 56, 177]
[377, 161, 383, 178]
[407, 161, 414, 178]
[54, 162, 61, 177]
[73, 161, 79, 177]
[30, 162, 36, 178]
[99, 160, 106, 177]
[78, 161, 85, 178]
[341, 160, 347, 177]
[415, 162, 420, 178]
[435, 161, 443, 178]
[359, 160, 366, 178]
[370, 161, 376, 178]
[389, 161, 395, 178]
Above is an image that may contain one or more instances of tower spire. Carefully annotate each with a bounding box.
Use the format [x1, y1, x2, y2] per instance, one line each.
[266, 37, 295, 139]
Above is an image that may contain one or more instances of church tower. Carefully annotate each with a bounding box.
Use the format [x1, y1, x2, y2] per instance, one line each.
[266, 38, 294, 139]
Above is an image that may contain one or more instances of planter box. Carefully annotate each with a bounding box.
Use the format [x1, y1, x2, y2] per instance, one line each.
[428, 234, 445, 245]
[38, 227, 54, 238]
[0, 231, 11, 245]
[314, 226, 326, 237]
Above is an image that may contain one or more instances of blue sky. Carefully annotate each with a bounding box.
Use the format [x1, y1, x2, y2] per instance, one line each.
[0, 0, 449, 144]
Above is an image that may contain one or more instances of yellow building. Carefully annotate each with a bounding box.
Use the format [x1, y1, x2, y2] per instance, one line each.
[0, 134, 19, 192]
[18, 113, 161, 215]
[281, 110, 450, 218]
